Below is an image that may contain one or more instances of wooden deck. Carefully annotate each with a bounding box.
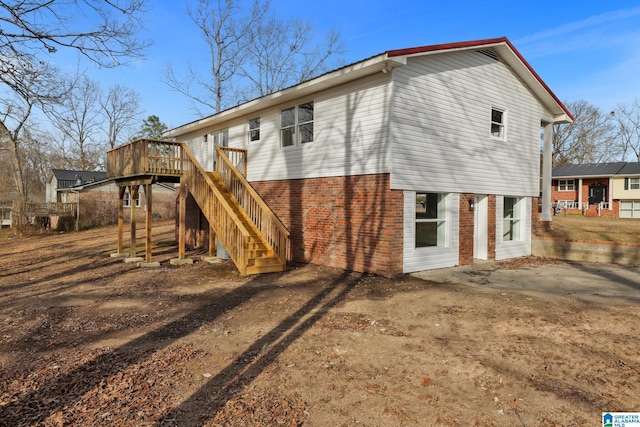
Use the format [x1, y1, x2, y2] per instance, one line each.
[106, 139, 288, 274]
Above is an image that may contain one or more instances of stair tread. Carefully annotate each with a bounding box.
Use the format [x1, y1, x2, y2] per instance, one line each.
[190, 165, 286, 275]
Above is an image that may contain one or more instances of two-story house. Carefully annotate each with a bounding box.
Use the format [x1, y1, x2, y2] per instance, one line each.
[132, 37, 571, 276]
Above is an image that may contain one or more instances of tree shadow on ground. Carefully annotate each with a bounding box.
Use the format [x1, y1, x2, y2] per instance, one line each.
[0, 266, 360, 425]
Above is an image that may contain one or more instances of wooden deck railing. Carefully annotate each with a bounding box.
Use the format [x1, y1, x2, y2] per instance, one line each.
[218, 147, 247, 176]
[181, 144, 254, 273]
[19, 202, 76, 215]
[106, 139, 183, 179]
[215, 146, 289, 265]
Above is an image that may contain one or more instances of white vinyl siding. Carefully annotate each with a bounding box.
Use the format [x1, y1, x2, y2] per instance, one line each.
[495, 196, 532, 260]
[403, 191, 459, 273]
[390, 50, 545, 196]
[181, 72, 391, 181]
[247, 73, 391, 181]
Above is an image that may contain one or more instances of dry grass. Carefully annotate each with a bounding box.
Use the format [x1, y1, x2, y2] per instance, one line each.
[537, 215, 640, 243]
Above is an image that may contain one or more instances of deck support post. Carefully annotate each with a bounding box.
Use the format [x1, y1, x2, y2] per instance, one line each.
[209, 225, 216, 256]
[110, 186, 128, 259]
[145, 183, 153, 262]
[118, 186, 125, 253]
[178, 182, 186, 259]
[130, 185, 139, 258]
[169, 180, 193, 265]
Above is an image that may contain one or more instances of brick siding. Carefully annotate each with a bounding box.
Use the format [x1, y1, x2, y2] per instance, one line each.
[251, 173, 404, 277]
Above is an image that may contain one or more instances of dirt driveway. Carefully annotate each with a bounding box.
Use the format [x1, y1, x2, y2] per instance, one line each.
[1, 221, 639, 426]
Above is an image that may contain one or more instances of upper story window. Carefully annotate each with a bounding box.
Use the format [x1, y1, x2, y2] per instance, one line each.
[491, 107, 506, 140]
[558, 179, 575, 191]
[503, 197, 522, 241]
[625, 177, 640, 190]
[281, 101, 314, 148]
[213, 129, 229, 147]
[248, 117, 260, 142]
[415, 193, 447, 248]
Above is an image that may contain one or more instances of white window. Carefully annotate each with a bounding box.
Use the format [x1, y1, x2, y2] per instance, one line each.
[625, 177, 640, 190]
[491, 107, 506, 140]
[558, 179, 575, 191]
[415, 193, 447, 247]
[620, 200, 640, 218]
[281, 101, 314, 148]
[248, 117, 260, 142]
[123, 190, 140, 208]
[213, 129, 229, 147]
[503, 197, 522, 241]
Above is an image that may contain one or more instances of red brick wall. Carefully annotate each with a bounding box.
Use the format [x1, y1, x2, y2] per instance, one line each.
[551, 179, 579, 205]
[459, 194, 475, 265]
[459, 194, 497, 263]
[251, 173, 404, 277]
[487, 195, 497, 259]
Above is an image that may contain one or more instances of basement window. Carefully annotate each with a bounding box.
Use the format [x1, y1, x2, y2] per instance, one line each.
[415, 193, 447, 248]
[503, 197, 522, 241]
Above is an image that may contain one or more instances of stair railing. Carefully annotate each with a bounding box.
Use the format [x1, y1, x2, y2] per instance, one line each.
[181, 144, 253, 273]
[215, 146, 289, 265]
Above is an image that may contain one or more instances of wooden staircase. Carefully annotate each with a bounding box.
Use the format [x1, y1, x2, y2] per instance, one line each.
[106, 138, 288, 275]
[204, 171, 284, 273]
[180, 145, 289, 274]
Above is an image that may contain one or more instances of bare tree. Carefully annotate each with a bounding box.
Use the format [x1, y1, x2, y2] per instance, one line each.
[0, 0, 148, 199]
[51, 75, 105, 171]
[0, 58, 69, 198]
[239, 16, 343, 98]
[101, 84, 141, 149]
[164, 0, 342, 115]
[0, 1, 150, 68]
[552, 99, 617, 165]
[613, 98, 640, 161]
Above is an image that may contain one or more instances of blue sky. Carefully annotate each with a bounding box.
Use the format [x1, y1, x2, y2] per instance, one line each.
[77, 0, 640, 129]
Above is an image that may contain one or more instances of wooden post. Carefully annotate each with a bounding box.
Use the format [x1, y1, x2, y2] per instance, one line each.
[209, 224, 216, 256]
[118, 186, 125, 254]
[130, 185, 139, 258]
[145, 183, 153, 262]
[178, 182, 186, 259]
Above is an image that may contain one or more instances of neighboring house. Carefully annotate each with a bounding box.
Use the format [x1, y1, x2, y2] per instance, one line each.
[46, 169, 107, 203]
[551, 162, 640, 218]
[155, 37, 572, 276]
[47, 169, 176, 230]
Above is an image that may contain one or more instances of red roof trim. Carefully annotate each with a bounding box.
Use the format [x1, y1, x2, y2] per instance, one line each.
[387, 37, 574, 122]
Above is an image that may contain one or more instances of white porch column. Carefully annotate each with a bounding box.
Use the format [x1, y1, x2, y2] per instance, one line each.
[608, 177, 613, 209]
[578, 178, 583, 206]
[540, 122, 553, 222]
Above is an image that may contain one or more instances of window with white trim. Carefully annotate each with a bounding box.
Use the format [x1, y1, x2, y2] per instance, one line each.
[625, 177, 640, 190]
[620, 200, 640, 218]
[415, 193, 447, 247]
[248, 117, 260, 142]
[503, 197, 522, 241]
[558, 179, 575, 191]
[491, 107, 506, 140]
[123, 190, 140, 208]
[281, 101, 314, 148]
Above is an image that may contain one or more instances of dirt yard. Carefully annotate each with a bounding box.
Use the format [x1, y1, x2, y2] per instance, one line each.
[1, 220, 639, 426]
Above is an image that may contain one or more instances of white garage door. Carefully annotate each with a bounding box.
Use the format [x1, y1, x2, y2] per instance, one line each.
[620, 201, 640, 218]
